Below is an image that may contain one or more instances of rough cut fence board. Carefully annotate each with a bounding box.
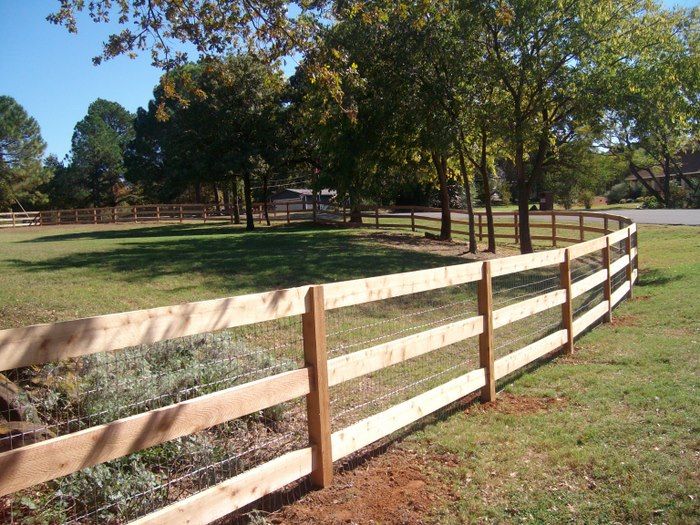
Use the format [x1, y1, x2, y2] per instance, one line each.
[490, 249, 565, 277]
[610, 254, 631, 277]
[0, 286, 311, 370]
[492, 289, 567, 329]
[572, 300, 609, 336]
[611, 280, 631, 308]
[330, 368, 486, 461]
[327, 315, 484, 386]
[494, 329, 568, 380]
[571, 268, 608, 298]
[323, 262, 483, 310]
[568, 235, 608, 259]
[131, 446, 315, 525]
[607, 227, 630, 245]
[0, 367, 312, 497]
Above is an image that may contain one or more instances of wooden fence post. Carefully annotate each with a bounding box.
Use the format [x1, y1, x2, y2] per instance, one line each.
[375, 207, 379, 229]
[179, 205, 184, 223]
[302, 285, 333, 488]
[156, 206, 160, 223]
[477, 261, 496, 402]
[603, 216, 609, 234]
[112, 207, 117, 223]
[411, 208, 416, 232]
[578, 214, 584, 242]
[514, 211, 519, 244]
[626, 228, 634, 299]
[75, 209, 79, 223]
[57, 210, 62, 225]
[11, 212, 15, 228]
[93, 208, 97, 224]
[132, 207, 137, 223]
[551, 212, 557, 247]
[560, 248, 574, 354]
[603, 237, 612, 322]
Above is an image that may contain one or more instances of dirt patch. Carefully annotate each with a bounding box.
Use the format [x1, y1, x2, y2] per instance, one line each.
[466, 392, 567, 416]
[366, 231, 521, 259]
[609, 314, 638, 328]
[267, 447, 454, 524]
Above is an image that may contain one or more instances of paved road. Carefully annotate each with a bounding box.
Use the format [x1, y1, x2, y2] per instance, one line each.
[600, 209, 700, 226]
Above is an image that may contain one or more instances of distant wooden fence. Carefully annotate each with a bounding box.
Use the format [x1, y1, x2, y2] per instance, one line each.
[0, 211, 638, 524]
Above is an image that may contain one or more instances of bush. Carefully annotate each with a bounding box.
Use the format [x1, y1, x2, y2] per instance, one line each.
[579, 190, 594, 209]
[605, 182, 630, 204]
[642, 196, 661, 209]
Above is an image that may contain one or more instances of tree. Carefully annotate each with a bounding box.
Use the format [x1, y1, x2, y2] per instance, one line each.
[0, 96, 49, 211]
[475, 0, 655, 252]
[47, 1, 322, 67]
[608, 7, 700, 207]
[70, 99, 134, 207]
[127, 55, 286, 229]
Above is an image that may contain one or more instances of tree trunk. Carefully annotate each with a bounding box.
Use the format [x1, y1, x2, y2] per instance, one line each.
[457, 147, 477, 253]
[478, 129, 496, 253]
[213, 182, 220, 212]
[262, 176, 270, 226]
[243, 172, 254, 231]
[349, 187, 362, 224]
[663, 155, 671, 207]
[194, 181, 202, 204]
[232, 176, 241, 224]
[515, 140, 533, 254]
[431, 151, 451, 241]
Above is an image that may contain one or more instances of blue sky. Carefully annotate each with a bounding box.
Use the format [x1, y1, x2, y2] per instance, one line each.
[0, 1, 697, 160]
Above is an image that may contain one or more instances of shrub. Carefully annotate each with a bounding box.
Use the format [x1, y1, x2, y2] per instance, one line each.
[642, 196, 661, 209]
[605, 182, 630, 204]
[579, 190, 594, 209]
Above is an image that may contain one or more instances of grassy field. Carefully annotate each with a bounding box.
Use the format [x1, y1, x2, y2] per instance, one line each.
[403, 225, 700, 524]
[1, 221, 696, 523]
[0, 222, 469, 329]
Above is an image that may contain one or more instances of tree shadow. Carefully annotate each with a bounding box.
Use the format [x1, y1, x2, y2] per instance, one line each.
[636, 268, 682, 288]
[7, 224, 469, 294]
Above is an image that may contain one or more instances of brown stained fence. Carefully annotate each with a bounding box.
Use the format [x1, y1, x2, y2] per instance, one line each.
[0, 211, 638, 524]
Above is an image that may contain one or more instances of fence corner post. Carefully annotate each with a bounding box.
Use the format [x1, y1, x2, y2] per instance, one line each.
[551, 212, 557, 247]
[603, 236, 612, 322]
[477, 261, 496, 402]
[560, 248, 574, 354]
[302, 285, 333, 488]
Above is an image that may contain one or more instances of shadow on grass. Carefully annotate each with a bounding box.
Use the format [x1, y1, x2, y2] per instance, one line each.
[636, 268, 682, 288]
[8, 223, 470, 292]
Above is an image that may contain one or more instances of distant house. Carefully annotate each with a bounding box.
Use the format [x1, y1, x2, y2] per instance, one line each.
[625, 149, 700, 192]
[269, 188, 337, 211]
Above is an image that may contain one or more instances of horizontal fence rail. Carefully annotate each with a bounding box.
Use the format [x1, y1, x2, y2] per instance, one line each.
[0, 211, 638, 524]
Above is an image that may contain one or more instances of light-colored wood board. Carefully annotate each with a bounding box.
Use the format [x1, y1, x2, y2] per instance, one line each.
[571, 269, 608, 298]
[323, 262, 483, 310]
[490, 249, 566, 277]
[492, 289, 567, 329]
[131, 446, 315, 525]
[0, 286, 311, 370]
[331, 368, 486, 461]
[494, 329, 568, 379]
[572, 300, 609, 336]
[0, 367, 312, 497]
[568, 236, 608, 259]
[611, 280, 631, 307]
[609, 255, 630, 277]
[327, 315, 483, 386]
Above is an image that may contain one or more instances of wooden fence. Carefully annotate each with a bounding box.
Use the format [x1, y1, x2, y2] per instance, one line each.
[0, 211, 638, 524]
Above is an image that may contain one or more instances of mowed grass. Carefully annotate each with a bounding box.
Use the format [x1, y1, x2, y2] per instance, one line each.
[0, 221, 467, 329]
[405, 225, 700, 524]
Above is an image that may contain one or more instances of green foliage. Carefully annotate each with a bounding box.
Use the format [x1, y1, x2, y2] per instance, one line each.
[642, 195, 661, 209]
[68, 99, 134, 207]
[0, 95, 49, 210]
[606, 182, 632, 204]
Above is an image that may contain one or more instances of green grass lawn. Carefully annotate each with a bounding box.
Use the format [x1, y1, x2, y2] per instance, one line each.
[0, 222, 468, 329]
[404, 225, 700, 524]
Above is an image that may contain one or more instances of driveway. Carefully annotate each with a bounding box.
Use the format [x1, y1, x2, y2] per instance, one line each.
[601, 209, 700, 226]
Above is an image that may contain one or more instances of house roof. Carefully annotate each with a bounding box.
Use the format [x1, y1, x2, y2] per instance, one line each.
[625, 149, 700, 181]
[271, 188, 337, 197]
